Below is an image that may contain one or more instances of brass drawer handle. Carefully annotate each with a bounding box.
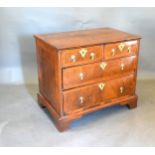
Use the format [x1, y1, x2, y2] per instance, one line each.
[70, 55, 76, 62]
[120, 86, 124, 94]
[100, 62, 107, 70]
[90, 52, 95, 60]
[79, 48, 87, 58]
[118, 43, 125, 51]
[128, 47, 131, 53]
[79, 96, 84, 105]
[120, 63, 125, 71]
[79, 72, 84, 80]
[111, 48, 116, 56]
[98, 83, 105, 91]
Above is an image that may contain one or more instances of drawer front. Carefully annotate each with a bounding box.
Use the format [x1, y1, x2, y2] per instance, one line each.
[104, 40, 138, 60]
[61, 45, 103, 67]
[63, 74, 135, 114]
[63, 55, 137, 89]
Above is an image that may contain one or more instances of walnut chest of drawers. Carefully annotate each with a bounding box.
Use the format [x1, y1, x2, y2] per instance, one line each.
[34, 27, 141, 132]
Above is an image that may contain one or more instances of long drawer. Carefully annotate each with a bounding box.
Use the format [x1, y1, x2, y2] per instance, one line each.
[63, 74, 136, 114]
[63, 55, 137, 89]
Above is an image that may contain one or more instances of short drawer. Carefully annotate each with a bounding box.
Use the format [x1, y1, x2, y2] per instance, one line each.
[61, 45, 103, 67]
[63, 74, 135, 114]
[63, 55, 137, 89]
[104, 40, 138, 60]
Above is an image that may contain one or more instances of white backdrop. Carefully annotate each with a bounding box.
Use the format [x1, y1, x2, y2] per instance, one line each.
[0, 7, 155, 84]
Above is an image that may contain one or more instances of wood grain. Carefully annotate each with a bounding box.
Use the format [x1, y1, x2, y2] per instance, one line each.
[61, 45, 103, 67]
[63, 56, 137, 89]
[63, 74, 136, 114]
[35, 39, 63, 115]
[34, 27, 141, 131]
[104, 40, 138, 60]
[34, 27, 141, 50]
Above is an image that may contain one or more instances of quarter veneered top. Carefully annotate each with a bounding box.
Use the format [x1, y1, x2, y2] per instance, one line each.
[34, 27, 141, 50]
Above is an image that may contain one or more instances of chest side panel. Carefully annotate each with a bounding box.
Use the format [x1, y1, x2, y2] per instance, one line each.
[35, 39, 63, 115]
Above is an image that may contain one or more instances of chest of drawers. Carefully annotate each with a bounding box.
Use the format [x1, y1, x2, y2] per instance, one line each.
[34, 27, 141, 132]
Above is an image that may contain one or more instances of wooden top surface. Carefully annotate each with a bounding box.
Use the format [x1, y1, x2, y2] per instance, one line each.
[35, 27, 141, 50]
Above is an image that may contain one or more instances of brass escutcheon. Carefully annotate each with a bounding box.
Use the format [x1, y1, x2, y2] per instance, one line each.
[98, 83, 105, 91]
[118, 43, 125, 51]
[100, 62, 107, 70]
[79, 48, 87, 58]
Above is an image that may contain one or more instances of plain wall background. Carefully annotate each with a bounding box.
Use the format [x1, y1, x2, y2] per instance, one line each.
[0, 7, 155, 84]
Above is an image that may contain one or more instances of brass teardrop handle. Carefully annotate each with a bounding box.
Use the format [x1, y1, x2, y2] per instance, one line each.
[128, 47, 131, 53]
[120, 86, 124, 94]
[79, 96, 84, 105]
[98, 83, 105, 91]
[120, 63, 125, 71]
[70, 55, 76, 62]
[79, 72, 84, 80]
[111, 48, 116, 56]
[90, 52, 95, 60]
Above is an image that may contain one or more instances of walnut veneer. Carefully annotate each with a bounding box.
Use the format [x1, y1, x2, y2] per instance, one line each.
[34, 27, 141, 132]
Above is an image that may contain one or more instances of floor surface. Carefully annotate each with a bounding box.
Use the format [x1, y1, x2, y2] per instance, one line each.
[0, 80, 155, 146]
